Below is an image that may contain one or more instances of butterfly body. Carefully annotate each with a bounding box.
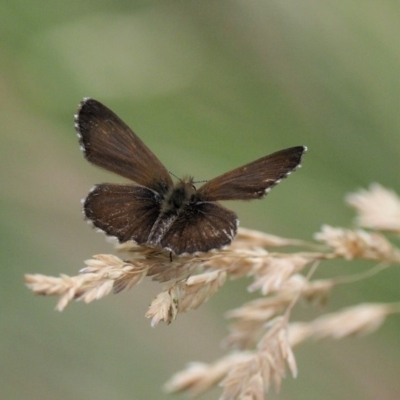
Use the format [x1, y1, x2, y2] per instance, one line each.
[76, 98, 306, 255]
[147, 177, 198, 247]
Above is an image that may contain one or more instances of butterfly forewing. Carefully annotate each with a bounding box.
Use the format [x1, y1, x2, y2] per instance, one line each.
[76, 98, 173, 193]
[197, 146, 306, 201]
[84, 184, 161, 244]
[160, 202, 238, 254]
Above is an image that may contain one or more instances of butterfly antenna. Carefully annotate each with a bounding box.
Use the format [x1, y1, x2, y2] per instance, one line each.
[193, 179, 208, 184]
[168, 171, 181, 181]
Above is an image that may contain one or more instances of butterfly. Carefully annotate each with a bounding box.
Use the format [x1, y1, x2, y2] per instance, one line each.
[75, 98, 307, 255]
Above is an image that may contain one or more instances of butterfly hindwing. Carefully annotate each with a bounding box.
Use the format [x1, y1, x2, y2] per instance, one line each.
[160, 201, 238, 254]
[84, 184, 161, 244]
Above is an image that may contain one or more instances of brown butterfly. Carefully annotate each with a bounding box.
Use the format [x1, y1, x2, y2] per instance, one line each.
[75, 98, 306, 255]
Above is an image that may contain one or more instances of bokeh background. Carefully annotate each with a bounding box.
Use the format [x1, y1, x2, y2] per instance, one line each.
[2, 1, 400, 399]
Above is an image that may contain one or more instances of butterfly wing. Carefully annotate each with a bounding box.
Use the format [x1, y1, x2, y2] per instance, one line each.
[160, 201, 238, 254]
[197, 146, 306, 201]
[76, 98, 173, 194]
[84, 184, 161, 244]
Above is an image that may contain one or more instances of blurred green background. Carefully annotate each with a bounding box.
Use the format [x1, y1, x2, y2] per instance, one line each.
[2, 1, 400, 399]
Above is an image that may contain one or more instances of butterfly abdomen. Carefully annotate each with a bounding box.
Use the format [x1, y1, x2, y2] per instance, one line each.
[147, 210, 177, 247]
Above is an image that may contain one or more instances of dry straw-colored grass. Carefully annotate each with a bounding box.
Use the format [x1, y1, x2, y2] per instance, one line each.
[25, 183, 400, 399]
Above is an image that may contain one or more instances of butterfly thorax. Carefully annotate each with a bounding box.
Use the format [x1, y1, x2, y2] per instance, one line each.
[161, 177, 196, 214]
[148, 177, 197, 248]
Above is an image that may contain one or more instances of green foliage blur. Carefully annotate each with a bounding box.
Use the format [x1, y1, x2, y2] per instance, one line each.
[2, 1, 400, 399]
